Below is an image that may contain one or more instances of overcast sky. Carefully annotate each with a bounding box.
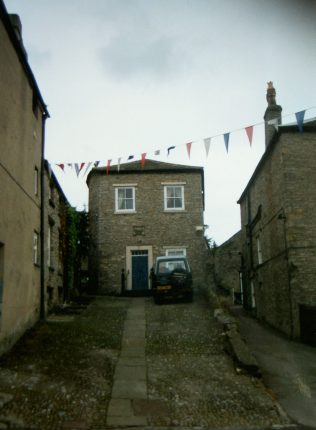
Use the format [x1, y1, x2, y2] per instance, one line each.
[5, 0, 316, 244]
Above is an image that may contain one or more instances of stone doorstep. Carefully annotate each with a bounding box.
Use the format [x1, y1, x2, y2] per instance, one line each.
[114, 365, 146, 381]
[111, 380, 147, 399]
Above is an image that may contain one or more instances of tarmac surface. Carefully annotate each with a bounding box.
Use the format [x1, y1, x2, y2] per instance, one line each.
[231, 306, 316, 429]
[0, 292, 309, 429]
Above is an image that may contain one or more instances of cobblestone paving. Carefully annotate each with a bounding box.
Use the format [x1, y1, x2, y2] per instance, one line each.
[145, 293, 289, 428]
[0, 293, 290, 429]
[0, 296, 129, 429]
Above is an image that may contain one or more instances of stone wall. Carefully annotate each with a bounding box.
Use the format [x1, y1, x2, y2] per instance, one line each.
[44, 167, 68, 312]
[88, 163, 209, 294]
[239, 125, 316, 339]
[212, 231, 242, 303]
[0, 10, 47, 354]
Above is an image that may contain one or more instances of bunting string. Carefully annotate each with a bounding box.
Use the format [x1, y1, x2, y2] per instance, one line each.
[52, 106, 315, 178]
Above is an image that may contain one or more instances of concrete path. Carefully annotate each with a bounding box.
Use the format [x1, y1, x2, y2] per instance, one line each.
[232, 306, 316, 428]
[106, 298, 148, 426]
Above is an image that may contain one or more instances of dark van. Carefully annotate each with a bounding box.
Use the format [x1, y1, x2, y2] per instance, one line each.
[151, 256, 193, 304]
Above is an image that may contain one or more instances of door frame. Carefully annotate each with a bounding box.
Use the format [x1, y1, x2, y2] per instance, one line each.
[126, 245, 153, 291]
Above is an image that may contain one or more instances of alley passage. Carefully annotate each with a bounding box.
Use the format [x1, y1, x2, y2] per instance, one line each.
[0, 294, 288, 429]
[106, 294, 287, 428]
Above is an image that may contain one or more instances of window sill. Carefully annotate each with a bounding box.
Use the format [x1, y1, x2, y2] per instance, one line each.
[163, 209, 186, 213]
[114, 211, 137, 215]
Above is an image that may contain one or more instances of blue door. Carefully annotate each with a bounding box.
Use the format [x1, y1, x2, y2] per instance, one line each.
[132, 251, 148, 290]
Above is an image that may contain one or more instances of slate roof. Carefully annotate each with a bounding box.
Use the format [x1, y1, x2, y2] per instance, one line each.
[87, 159, 203, 180]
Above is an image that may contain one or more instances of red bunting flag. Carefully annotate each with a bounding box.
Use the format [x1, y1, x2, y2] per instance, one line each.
[57, 163, 65, 171]
[245, 126, 253, 146]
[141, 153, 146, 169]
[186, 142, 192, 159]
[106, 159, 111, 175]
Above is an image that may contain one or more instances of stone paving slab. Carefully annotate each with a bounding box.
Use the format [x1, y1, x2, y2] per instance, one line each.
[106, 415, 148, 426]
[118, 356, 146, 366]
[114, 364, 146, 381]
[120, 346, 146, 357]
[112, 379, 147, 399]
[107, 398, 134, 416]
[121, 336, 146, 349]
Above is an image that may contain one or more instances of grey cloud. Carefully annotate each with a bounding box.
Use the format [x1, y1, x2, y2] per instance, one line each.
[100, 34, 180, 80]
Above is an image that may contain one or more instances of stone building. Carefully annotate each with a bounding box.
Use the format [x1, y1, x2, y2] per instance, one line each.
[212, 231, 242, 304]
[44, 162, 69, 312]
[87, 159, 209, 294]
[238, 83, 316, 344]
[0, 1, 49, 354]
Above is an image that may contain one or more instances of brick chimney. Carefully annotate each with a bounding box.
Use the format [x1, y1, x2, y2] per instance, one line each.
[264, 82, 282, 148]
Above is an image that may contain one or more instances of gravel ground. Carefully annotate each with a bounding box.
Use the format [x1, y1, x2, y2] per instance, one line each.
[0, 292, 290, 429]
[0, 296, 129, 429]
[145, 292, 289, 428]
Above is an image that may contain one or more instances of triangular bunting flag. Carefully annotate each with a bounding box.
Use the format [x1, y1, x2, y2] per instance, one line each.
[83, 162, 92, 177]
[167, 146, 175, 156]
[154, 150, 160, 156]
[295, 110, 305, 133]
[94, 161, 100, 167]
[224, 133, 230, 153]
[204, 137, 211, 157]
[106, 159, 111, 175]
[186, 142, 192, 159]
[141, 153, 146, 169]
[128, 155, 134, 161]
[56, 163, 65, 171]
[74, 163, 82, 177]
[245, 126, 254, 146]
[117, 158, 121, 172]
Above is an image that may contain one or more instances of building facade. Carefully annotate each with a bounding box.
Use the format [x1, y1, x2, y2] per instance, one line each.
[212, 231, 242, 304]
[0, 2, 49, 354]
[87, 159, 209, 294]
[44, 163, 69, 312]
[238, 85, 316, 343]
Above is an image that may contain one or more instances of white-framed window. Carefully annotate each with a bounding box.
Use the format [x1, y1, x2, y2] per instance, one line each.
[256, 236, 263, 265]
[115, 187, 135, 212]
[164, 185, 184, 210]
[33, 231, 39, 265]
[165, 248, 186, 257]
[34, 167, 39, 196]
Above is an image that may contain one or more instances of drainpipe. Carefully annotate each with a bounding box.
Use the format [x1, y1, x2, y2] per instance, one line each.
[247, 193, 254, 271]
[40, 113, 48, 320]
[279, 209, 294, 338]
